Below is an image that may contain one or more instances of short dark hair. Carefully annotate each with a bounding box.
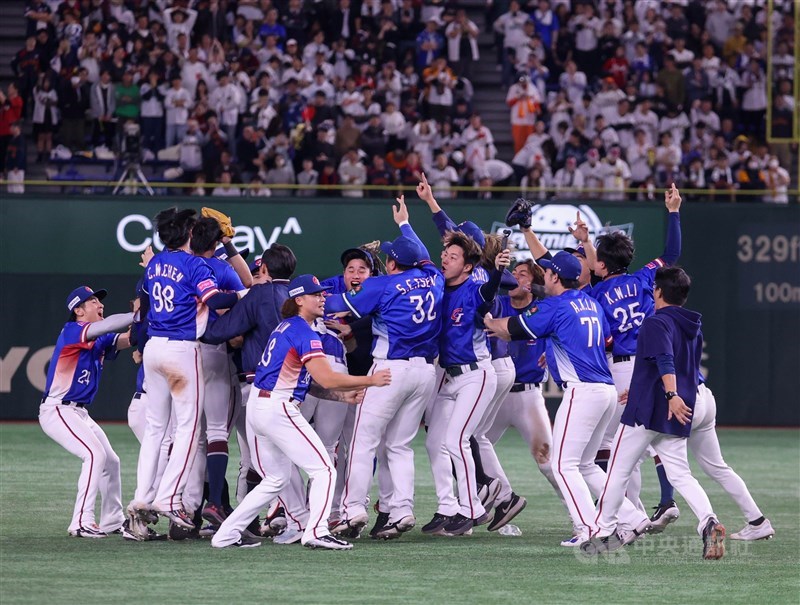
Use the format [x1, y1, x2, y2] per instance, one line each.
[655, 266, 691, 306]
[261, 244, 297, 279]
[515, 258, 544, 286]
[342, 248, 374, 273]
[155, 207, 196, 250]
[559, 276, 581, 290]
[596, 231, 635, 275]
[189, 216, 222, 255]
[281, 297, 300, 318]
[443, 231, 482, 271]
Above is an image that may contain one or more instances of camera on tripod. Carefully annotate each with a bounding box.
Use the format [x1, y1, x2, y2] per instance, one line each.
[120, 120, 142, 163]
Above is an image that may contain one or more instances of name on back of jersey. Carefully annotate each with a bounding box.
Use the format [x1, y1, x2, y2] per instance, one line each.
[147, 262, 185, 283]
[603, 282, 638, 306]
[570, 297, 598, 314]
[394, 274, 439, 295]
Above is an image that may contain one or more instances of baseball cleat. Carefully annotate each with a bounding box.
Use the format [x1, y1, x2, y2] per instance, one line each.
[474, 511, 491, 527]
[560, 535, 585, 547]
[374, 515, 416, 540]
[619, 518, 651, 546]
[69, 525, 107, 538]
[261, 514, 287, 537]
[731, 519, 774, 541]
[302, 534, 353, 550]
[159, 508, 195, 530]
[443, 513, 474, 536]
[648, 500, 680, 534]
[273, 526, 303, 545]
[579, 533, 624, 555]
[421, 513, 451, 535]
[199, 524, 219, 538]
[369, 511, 391, 539]
[202, 503, 228, 526]
[331, 513, 368, 537]
[212, 534, 262, 549]
[702, 518, 726, 560]
[487, 493, 527, 532]
[481, 478, 503, 512]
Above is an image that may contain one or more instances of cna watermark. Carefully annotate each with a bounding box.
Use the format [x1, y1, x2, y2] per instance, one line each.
[572, 534, 754, 564]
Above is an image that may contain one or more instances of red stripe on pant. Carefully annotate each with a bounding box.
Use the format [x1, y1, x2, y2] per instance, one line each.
[56, 407, 93, 529]
[556, 388, 590, 530]
[594, 424, 627, 534]
[341, 362, 375, 518]
[170, 348, 201, 510]
[457, 370, 487, 519]
[283, 401, 332, 539]
[253, 439, 304, 532]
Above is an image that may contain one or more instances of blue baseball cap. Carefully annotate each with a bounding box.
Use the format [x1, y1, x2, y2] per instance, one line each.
[538, 251, 582, 281]
[563, 245, 586, 258]
[380, 235, 423, 266]
[287, 274, 331, 298]
[457, 221, 486, 248]
[66, 286, 107, 312]
[248, 257, 262, 274]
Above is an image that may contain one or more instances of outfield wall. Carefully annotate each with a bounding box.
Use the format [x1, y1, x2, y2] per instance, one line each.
[1, 196, 798, 425]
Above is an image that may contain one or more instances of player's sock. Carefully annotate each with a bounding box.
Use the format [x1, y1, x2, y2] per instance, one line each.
[222, 479, 233, 515]
[595, 449, 610, 473]
[470, 436, 490, 485]
[207, 440, 229, 506]
[749, 516, 766, 526]
[653, 456, 675, 505]
[246, 468, 261, 494]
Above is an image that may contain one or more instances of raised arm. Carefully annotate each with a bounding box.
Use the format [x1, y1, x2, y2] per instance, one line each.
[661, 183, 682, 266]
[416, 172, 458, 237]
[568, 210, 597, 271]
[394, 194, 431, 261]
[85, 312, 134, 340]
[478, 249, 511, 313]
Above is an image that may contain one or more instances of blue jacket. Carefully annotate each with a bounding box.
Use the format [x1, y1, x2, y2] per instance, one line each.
[201, 280, 290, 373]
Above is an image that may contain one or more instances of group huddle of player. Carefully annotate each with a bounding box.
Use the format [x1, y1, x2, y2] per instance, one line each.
[39, 177, 774, 556]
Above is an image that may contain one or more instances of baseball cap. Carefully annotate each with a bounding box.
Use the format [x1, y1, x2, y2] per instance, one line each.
[457, 221, 486, 248]
[340, 247, 374, 270]
[380, 235, 423, 266]
[66, 286, 107, 312]
[287, 274, 331, 297]
[563, 245, 587, 258]
[538, 251, 582, 281]
[249, 257, 262, 274]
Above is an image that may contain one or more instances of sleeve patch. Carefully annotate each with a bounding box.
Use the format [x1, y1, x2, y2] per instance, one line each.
[198, 278, 216, 291]
[310, 339, 323, 349]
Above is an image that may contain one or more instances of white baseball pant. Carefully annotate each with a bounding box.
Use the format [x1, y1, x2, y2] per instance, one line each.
[486, 385, 564, 504]
[127, 392, 147, 442]
[211, 390, 335, 547]
[473, 357, 515, 497]
[342, 358, 435, 524]
[134, 337, 204, 513]
[235, 381, 253, 503]
[552, 383, 643, 537]
[689, 384, 763, 522]
[595, 421, 717, 537]
[427, 361, 497, 519]
[39, 399, 124, 533]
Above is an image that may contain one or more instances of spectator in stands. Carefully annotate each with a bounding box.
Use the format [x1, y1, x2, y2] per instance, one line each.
[164, 75, 191, 148]
[140, 70, 166, 153]
[5, 122, 25, 193]
[416, 17, 444, 71]
[263, 152, 295, 195]
[32, 75, 58, 162]
[600, 145, 631, 201]
[0, 84, 24, 176]
[114, 71, 140, 126]
[179, 119, 205, 183]
[446, 9, 479, 80]
[211, 170, 242, 196]
[764, 157, 790, 204]
[427, 151, 459, 199]
[506, 75, 542, 154]
[338, 147, 367, 197]
[12, 37, 42, 115]
[553, 155, 584, 197]
[462, 112, 496, 171]
[296, 157, 319, 196]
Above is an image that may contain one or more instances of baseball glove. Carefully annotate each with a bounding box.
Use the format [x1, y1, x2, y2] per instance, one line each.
[505, 198, 532, 230]
[201, 206, 235, 238]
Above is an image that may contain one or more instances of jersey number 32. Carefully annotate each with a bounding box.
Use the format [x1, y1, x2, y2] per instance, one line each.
[410, 292, 437, 324]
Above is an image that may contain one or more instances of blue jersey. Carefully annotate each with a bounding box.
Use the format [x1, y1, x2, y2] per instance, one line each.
[590, 258, 664, 356]
[254, 315, 327, 402]
[144, 250, 220, 340]
[496, 296, 547, 384]
[312, 318, 348, 367]
[320, 275, 348, 294]
[440, 279, 493, 367]
[205, 256, 245, 325]
[325, 261, 443, 360]
[511, 289, 613, 385]
[43, 322, 120, 404]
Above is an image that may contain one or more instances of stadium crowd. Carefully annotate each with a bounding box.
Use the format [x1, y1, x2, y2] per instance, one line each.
[0, 0, 795, 201]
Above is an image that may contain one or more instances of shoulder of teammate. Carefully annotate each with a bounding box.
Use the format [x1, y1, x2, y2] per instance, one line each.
[289, 317, 327, 362]
[325, 274, 388, 317]
[188, 255, 221, 302]
[320, 275, 346, 294]
[209, 256, 246, 293]
[61, 321, 94, 348]
[510, 295, 557, 340]
[634, 257, 666, 287]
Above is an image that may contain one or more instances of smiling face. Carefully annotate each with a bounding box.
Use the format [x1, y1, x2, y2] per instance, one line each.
[344, 258, 371, 289]
[510, 263, 533, 297]
[297, 292, 326, 320]
[74, 296, 105, 323]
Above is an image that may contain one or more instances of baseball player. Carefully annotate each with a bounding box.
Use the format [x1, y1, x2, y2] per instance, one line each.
[202, 244, 306, 537]
[39, 286, 133, 537]
[188, 217, 249, 528]
[584, 267, 727, 560]
[577, 185, 682, 522]
[211, 274, 391, 549]
[328, 197, 444, 540]
[127, 208, 239, 538]
[484, 252, 646, 543]
[424, 230, 511, 537]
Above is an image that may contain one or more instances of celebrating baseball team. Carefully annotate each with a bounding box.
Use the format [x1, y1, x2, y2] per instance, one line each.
[39, 176, 775, 558]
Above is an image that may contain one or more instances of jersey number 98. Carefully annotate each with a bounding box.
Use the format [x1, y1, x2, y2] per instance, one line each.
[151, 283, 175, 313]
[410, 292, 437, 324]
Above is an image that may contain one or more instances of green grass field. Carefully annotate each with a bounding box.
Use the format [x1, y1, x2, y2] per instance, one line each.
[1, 423, 798, 604]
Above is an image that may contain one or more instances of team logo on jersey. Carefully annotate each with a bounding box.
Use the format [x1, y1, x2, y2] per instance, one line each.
[312, 276, 320, 285]
[490, 204, 634, 261]
[451, 308, 464, 324]
[348, 285, 362, 297]
[524, 306, 539, 316]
